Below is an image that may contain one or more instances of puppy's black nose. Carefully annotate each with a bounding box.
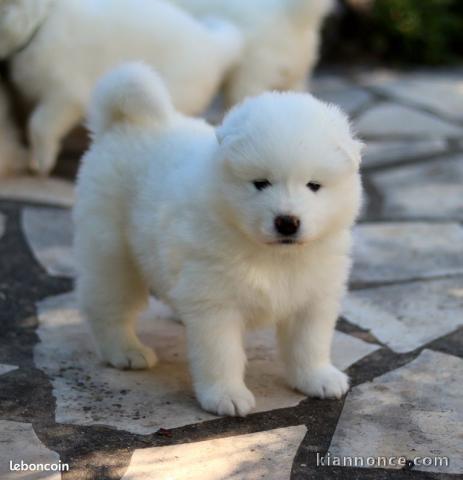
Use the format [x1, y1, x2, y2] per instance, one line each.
[274, 215, 300, 236]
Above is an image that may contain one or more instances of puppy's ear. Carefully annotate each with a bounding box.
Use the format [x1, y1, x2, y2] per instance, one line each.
[325, 104, 364, 170]
[216, 119, 242, 145]
[215, 124, 243, 151]
[336, 137, 364, 170]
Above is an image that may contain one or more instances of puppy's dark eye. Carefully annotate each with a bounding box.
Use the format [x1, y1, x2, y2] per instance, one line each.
[253, 180, 272, 191]
[307, 182, 321, 192]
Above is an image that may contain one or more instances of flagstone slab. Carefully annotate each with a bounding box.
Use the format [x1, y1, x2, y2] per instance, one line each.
[22, 207, 74, 277]
[311, 75, 353, 94]
[0, 212, 5, 239]
[34, 293, 378, 434]
[328, 350, 463, 474]
[122, 425, 306, 480]
[312, 75, 373, 114]
[0, 363, 18, 376]
[316, 88, 372, 115]
[330, 330, 379, 370]
[358, 70, 463, 122]
[356, 104, 462, 138]
[0, 420, 63, 480]
[363, 139, 448, 169]
[372, 155, 463, 220]
[351, 222, 463, 285]
[0, 176, 74, 207]
[343, 278, 463, 353]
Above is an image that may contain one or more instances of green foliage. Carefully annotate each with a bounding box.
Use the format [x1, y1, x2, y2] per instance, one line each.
[370, 0, 463, 64]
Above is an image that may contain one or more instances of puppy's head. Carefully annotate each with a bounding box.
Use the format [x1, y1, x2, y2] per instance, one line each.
[0, 0, 53, 58]
[216, 92, 363, 248]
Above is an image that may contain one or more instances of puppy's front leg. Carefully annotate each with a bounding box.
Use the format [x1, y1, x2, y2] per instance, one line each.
[28, 95, 82, 175]
[185, 309, 255, 417]
[278, 299, 349, 399]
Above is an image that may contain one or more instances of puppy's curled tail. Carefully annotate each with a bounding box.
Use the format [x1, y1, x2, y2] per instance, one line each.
[87, 62, 174, 139]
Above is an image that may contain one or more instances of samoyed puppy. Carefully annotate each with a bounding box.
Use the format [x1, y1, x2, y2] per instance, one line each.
[169, 0, 334, 105]
[74, 63, 363, 417]
[0, 0, 242, 176]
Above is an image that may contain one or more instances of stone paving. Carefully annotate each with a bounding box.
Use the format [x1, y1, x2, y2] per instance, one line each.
[0, 68, 462, 479]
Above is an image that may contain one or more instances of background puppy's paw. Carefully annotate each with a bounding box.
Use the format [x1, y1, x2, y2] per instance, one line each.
[292, 364, 349, 399]
[100, 343, 158, 370]
[197, 383, 256, 417]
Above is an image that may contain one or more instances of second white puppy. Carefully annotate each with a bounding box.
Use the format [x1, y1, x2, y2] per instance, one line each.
[170, 0, 334, 105]
[75, 63, 363, 417]
[1, 0, 242, 175]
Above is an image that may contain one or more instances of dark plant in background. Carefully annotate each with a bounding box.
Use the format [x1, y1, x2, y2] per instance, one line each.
[322, 0, 463, 65]
[372, 0, 463, 64]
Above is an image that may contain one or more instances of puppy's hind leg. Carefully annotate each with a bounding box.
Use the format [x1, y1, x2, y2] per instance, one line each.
[28, 94, 82, 175]
[76, 232, 157, 370]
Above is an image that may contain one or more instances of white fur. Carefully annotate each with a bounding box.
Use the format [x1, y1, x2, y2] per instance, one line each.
[0, 80, 28, 176]
[74, 63, 363, 417]
[170, 0, 334, 104]
[0, 0, 242, 175]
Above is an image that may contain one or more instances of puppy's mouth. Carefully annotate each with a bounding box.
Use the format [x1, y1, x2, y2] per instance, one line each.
[278, 238, 297, 245]
[266, 238, 304, 246]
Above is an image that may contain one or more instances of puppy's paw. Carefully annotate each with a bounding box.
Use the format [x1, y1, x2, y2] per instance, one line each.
[197, 383, 256, 417]
[100, 343, 158, 370]
[292, 364, 349, 399]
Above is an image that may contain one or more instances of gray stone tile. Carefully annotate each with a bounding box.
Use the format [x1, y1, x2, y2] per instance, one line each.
[328, 350, 463, 473]
[343, 278, 463, 353]
[312, 75, 373, 114]
[351, 222, 463, 285]
[363, 139, 448, 169]
[0, 364, 18, 376]
[311, 75, 353, 95]
[34, 292, 301, 433]
[372, 155, 463, 220]
[34, 292, 377, 434]
[0, 420, 63, 480]
[356, 104, 462, 138]
[316, 88, 373, 115]
[122, 425, 306, 480]
[22, 207, 74, 277]
[331, 331, 379, 369]
[0, 176, 74, 207]
[358, 69, 463, 122]
[0, 212, 5, 240]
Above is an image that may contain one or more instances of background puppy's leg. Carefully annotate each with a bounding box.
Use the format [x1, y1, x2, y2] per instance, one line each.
[76, 235, 157, 370]
[278, 300, 349, 399]
[28, 95, 82, 175]
[184, 309, 255, 417]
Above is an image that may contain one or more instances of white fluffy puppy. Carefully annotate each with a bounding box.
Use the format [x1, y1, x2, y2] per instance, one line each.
[170, 0, 333, 105]
[0, 0, 242, 175]
[0, 80, 27, 176]
[75, 63, 363, 417]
